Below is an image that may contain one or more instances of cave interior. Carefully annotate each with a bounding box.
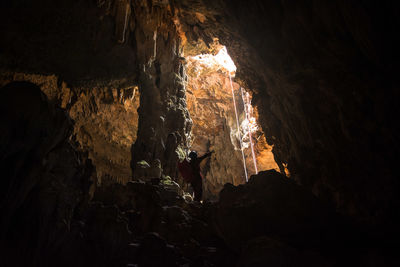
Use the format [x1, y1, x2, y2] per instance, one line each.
[0, 0, 399, 266]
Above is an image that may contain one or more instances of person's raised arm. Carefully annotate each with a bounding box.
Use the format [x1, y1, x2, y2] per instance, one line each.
[198, 150, 214, 162]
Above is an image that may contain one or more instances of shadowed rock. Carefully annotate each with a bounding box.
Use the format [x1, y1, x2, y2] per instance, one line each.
[214, 170, 337, 251]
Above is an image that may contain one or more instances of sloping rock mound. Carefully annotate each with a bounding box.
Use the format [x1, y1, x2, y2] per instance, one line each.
[236, 236, 327, 267]
[214, 170, 336, 251]
[213, 170, 399, 266]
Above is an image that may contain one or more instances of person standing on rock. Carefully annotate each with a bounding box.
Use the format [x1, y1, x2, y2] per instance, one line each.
[178, 150, 213, 201]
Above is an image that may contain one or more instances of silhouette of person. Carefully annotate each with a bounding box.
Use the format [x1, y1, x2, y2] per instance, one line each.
[178, 150, 213, 201]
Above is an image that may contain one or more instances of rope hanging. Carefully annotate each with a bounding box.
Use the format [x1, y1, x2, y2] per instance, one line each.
[240, 87, 258, 174]
[229, 73, 248, 182]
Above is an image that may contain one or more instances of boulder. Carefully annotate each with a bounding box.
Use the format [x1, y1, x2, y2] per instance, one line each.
[214, 170, 337, 251]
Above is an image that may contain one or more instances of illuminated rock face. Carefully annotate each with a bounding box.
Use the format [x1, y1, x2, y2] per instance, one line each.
[185, 49, 279, 199]
[69, 85, 139, 185]
[0, 73, 140, 186]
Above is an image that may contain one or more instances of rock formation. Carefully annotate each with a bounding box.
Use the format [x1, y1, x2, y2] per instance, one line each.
[131, 0, 192, 181]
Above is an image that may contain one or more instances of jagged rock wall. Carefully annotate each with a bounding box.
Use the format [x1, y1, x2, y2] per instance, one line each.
[69, 84, 139, 185]
[0, 73, 140, 186]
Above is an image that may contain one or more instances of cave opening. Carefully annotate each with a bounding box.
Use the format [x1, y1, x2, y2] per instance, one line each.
[183, 40, 280, 200]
